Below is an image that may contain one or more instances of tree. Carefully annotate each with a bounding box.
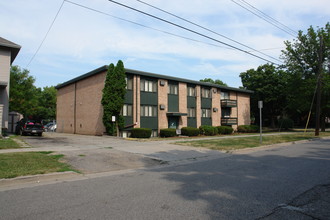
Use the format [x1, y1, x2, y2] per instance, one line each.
[9, 66, 57, 120]
[281, 23, 330, 129]
[240, 64, 289, 127]
[200, 78, 228, 86]
[101, 60, 126, 136]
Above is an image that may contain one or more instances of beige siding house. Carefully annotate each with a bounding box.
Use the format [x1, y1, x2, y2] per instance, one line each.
[0, 37, 21, 135]
[56, 66, 252, 137]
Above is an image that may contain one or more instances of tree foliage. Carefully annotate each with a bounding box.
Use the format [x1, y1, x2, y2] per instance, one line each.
[9, 66, 56, 120]
[101, 60, 126, 135]
[200, 78, 228, 86]
[281, 23, 330, 125]
[240, 64, 289, 127]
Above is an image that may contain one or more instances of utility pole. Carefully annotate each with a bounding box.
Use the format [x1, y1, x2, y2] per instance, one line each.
[315, 36, 324, 136]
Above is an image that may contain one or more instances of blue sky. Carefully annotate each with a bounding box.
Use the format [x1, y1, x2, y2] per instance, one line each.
[1, 0, 329, 88]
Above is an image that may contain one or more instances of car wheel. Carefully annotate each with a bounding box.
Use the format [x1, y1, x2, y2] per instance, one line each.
[38, 133, 42, 136]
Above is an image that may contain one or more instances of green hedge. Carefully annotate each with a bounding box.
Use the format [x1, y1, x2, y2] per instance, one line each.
[181, 127, 200, 137]
[159, 128, 177, 137]
[130, 128, 152, 138]
[278, 118, 294, 130]
[237, 125, 259, 133]
[217, 126, 233, 135]
[199, 125, 218, 136]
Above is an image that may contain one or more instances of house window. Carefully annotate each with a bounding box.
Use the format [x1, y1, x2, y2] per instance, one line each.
[125, 77, 133, 90]
[187, 86, 195, 96]
[187, 108, 196, 117]
[122, 104, 132, 116]
[168, 84, 178, 95]
[222, 108, 231, 118]
[140, 79, 157, 92]
[140, 105, 157, 117]
[201, 88, 211, 98]
[221, 91, 229, 100]
[201, 108, 211, 118]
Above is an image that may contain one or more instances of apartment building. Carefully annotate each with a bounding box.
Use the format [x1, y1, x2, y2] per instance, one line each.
[56, 65, 252, 137]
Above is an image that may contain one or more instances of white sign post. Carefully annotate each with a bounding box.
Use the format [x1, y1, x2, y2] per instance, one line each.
[258, 101, 263, 144]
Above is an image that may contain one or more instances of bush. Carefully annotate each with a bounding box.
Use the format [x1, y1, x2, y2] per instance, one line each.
[237, 125, 259, 133]
[181, 127, 200, 137]
[278, 118, 294, 130]
[199, 125, 217, 136]
[217, 126, 233, 135]
[130, 128, 152, 138]
[159, 128, 177, 137]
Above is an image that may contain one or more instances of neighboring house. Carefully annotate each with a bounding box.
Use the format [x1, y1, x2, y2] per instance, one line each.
[56, 66, 252, 137]
[0, 37, 21, 135]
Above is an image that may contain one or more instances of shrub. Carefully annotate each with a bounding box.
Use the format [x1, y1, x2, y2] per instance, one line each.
[130, 128, 152, 138]
[217, 126, 233, 135]
[181, 127, 200, 137]
[199, 125, 217, 136]
[159, 128, 177, 137]
[237, 125, 259, 133]
[278, 118, 294, 130]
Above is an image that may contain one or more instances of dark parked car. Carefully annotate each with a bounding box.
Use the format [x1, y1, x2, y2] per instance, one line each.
[16, 119, 43, 136]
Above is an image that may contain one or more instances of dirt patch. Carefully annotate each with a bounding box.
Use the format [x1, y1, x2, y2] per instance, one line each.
[57, 148, 163, 174]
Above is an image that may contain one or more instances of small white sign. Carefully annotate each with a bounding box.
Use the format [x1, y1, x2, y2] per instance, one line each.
[258, 101, 263, 109]
[112, 116, 116, 122]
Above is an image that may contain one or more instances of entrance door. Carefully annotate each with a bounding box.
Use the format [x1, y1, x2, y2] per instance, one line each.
[168, 116, 179, 129]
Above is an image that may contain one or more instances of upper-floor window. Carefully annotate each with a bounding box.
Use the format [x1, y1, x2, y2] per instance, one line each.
[122, 104, 132, 116]
[140, 105, 157, 117]
[201, 108, 211, 118]
[222, 108, 231, 118]
[140, 79, 157, 92]
[221, 91, 229, 100]
[187, 108, 196, 117]
[168, 84, 178, 95]
[201, 88, 211, 98]
[187, 86, 195, 96]
[125, 77, 133, 90]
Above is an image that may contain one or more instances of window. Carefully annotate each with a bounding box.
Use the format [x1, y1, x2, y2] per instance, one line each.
[187, 108, 196, 117]
[122, 104, 132, 116]
[140, 105, 157, 117]
[140, 79, 157, 92]
[201, 88, 211, 98]
[168, 84, 178, 95]
[187, 86, 195, 96]
[201, 108, 211, 118]
[222, 108, 231, 118]
[125, 77, 133, 90]
[221, 91, 229, 100]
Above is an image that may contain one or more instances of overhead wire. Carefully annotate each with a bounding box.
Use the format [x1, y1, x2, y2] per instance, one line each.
[108, 0, 280, 65]
[26, 0, 65, 68]
[231, 0, 297, 37]
[136, 0, 282, 63]
[238, 0, 298, 36]
[64, 0, 232, 50]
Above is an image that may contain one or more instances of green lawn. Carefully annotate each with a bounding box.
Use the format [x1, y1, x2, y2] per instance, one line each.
[175, 132, 330, 151]
[0, 152, 76, 179]
[0, 137, 21, 149]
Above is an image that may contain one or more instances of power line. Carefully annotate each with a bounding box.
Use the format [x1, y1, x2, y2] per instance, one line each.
[231, 0, 297, 37]
[26, 0, 65, 68]
[64, 0, 231, 50]
[239, 0, 298, 35]
[136, 0, 282, 63]
[108, 0, 280, 65]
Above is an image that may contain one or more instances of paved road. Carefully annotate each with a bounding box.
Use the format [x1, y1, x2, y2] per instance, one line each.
[1, 138, 329, 219]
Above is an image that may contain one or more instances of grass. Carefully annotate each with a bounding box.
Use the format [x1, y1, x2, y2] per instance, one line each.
[175, 132, 330, 151]
[0, 137, 21, 149]
[0, 151, 77, 179]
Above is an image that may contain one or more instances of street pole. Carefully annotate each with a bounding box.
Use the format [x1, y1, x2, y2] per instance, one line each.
[315, 36, 324, 136]
[258, 101, 263, 144]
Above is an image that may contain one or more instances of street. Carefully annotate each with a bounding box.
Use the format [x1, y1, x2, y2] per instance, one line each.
[1, 138, 330, 219]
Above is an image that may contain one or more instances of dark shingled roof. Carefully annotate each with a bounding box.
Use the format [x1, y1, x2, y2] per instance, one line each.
[0, 37, 21, 63]
[56, 65, 253, 94]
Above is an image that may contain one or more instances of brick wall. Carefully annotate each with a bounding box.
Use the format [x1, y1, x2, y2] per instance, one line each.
[158, 79, 168, 130]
